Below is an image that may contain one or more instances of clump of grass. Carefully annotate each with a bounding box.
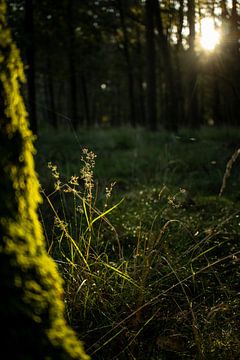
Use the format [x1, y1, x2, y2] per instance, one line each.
[39, 143, 240, 359]
[40, 149, 142, 343]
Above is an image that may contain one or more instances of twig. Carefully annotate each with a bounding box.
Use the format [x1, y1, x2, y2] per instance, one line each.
[219, 148, 240, 197]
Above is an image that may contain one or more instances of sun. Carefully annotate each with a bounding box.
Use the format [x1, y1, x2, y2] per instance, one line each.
[200, 17, 221, 51]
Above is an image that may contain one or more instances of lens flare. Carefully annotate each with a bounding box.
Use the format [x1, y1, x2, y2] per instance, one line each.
[200, 17, 220, 51]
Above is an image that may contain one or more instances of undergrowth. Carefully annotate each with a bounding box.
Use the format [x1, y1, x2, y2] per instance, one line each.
[38, 127, 240, 359]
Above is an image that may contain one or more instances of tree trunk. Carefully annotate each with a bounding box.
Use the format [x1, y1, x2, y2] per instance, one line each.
[153, 0, 179, 131]
[136, 27, 146, 127]
[177, 0, 184, 47]
[117, 0, 136, 127]
[221, 0, 228, 18]
[24, 0, 37, 134]
[0, 2, 88, 358]
[46, 54, 58, 128]
[186, 0, 200, 127]
[68, 0, 79, 130]
[230, 0, 239, 54]
[145, 0, 157, 131]
[81, 74, 91, 127]
[212, 61, 222, 126]
[175, 0, 185, 126]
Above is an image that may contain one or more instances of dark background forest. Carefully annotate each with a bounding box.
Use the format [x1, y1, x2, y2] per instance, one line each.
[7, 0, 240, 133]
[4, 1, 240, 359]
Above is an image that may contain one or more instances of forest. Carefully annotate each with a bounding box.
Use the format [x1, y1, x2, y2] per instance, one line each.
[0, 0, 240, 359]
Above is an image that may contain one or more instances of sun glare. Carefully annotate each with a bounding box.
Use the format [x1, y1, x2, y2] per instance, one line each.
[200, 17, 221, 51]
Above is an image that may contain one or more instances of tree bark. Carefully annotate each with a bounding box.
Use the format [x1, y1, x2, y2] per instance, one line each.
[117, 0, 136, 127]
[68, 0, 79, 130]
[145, 0, 157, 131]
[212, 60, 222, 126]
[153, 0, 179, 131]
[230, 0, 239, 54]
[175, 0, 185, 126]
[186, 0, 200, 127]
[0, 2, 88, 358]
[136, 26, 146, 127]
[46, 54, 58, 128]
[24, 0, 37, 134]
[81, 73, 91, 127]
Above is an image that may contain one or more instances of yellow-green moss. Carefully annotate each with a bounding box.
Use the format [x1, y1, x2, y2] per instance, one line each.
[0, 1, 89, 359]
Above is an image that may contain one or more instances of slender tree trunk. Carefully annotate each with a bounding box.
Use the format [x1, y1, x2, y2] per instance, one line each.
[81, 74, 91, 127]
[230, 0, 239, 54]
[221, 0, 228, 18]
[212, 60, 222, 126]
[229, 0, 240, 124]
[46, 54, 57, 128]
[117, 0, 136, 127]
[136, 27, 146, 127]
[25, 0, 37, 134]
[145, 0, 157, 131]
[221, 0, 229, 45]
[176, 0, 185, 126]
[186, 0, 200, 127]
[68, 0, 79, 130]
[188, 0, 196, 49]
[153, 0, 178, 131]
[177, 0, 184, 46]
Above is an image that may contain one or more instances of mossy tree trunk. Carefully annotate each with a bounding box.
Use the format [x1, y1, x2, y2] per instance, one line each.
[0, 1, 89, 359]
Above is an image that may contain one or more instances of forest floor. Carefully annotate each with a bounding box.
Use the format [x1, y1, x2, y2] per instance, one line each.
[36, 126, 240, 360]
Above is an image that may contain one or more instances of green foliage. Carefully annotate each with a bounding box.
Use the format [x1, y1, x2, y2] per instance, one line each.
[0, 2, 88, 358]
[37, 125, 240, 197]
[37, 126, 240, 359]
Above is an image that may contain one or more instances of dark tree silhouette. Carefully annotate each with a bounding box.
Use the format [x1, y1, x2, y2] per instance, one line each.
[145, 0, 157, 131]
[24, 0, 37, 134]
[6, 0, 240, 130]
[186, 0, 200, 127]
[153, 0, 179, 131]
[68, 0, 79, 130]
[117, 0, 136, 127]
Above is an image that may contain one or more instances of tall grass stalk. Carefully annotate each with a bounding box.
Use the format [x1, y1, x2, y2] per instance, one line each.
[42, 148, 139, 307]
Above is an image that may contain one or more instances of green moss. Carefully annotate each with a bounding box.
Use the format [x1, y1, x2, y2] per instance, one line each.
[0, 1, 89, 359]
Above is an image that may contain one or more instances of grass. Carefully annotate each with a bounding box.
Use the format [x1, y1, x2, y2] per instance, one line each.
[36, 125, 240, 197]
[36, 125, 240, 359]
